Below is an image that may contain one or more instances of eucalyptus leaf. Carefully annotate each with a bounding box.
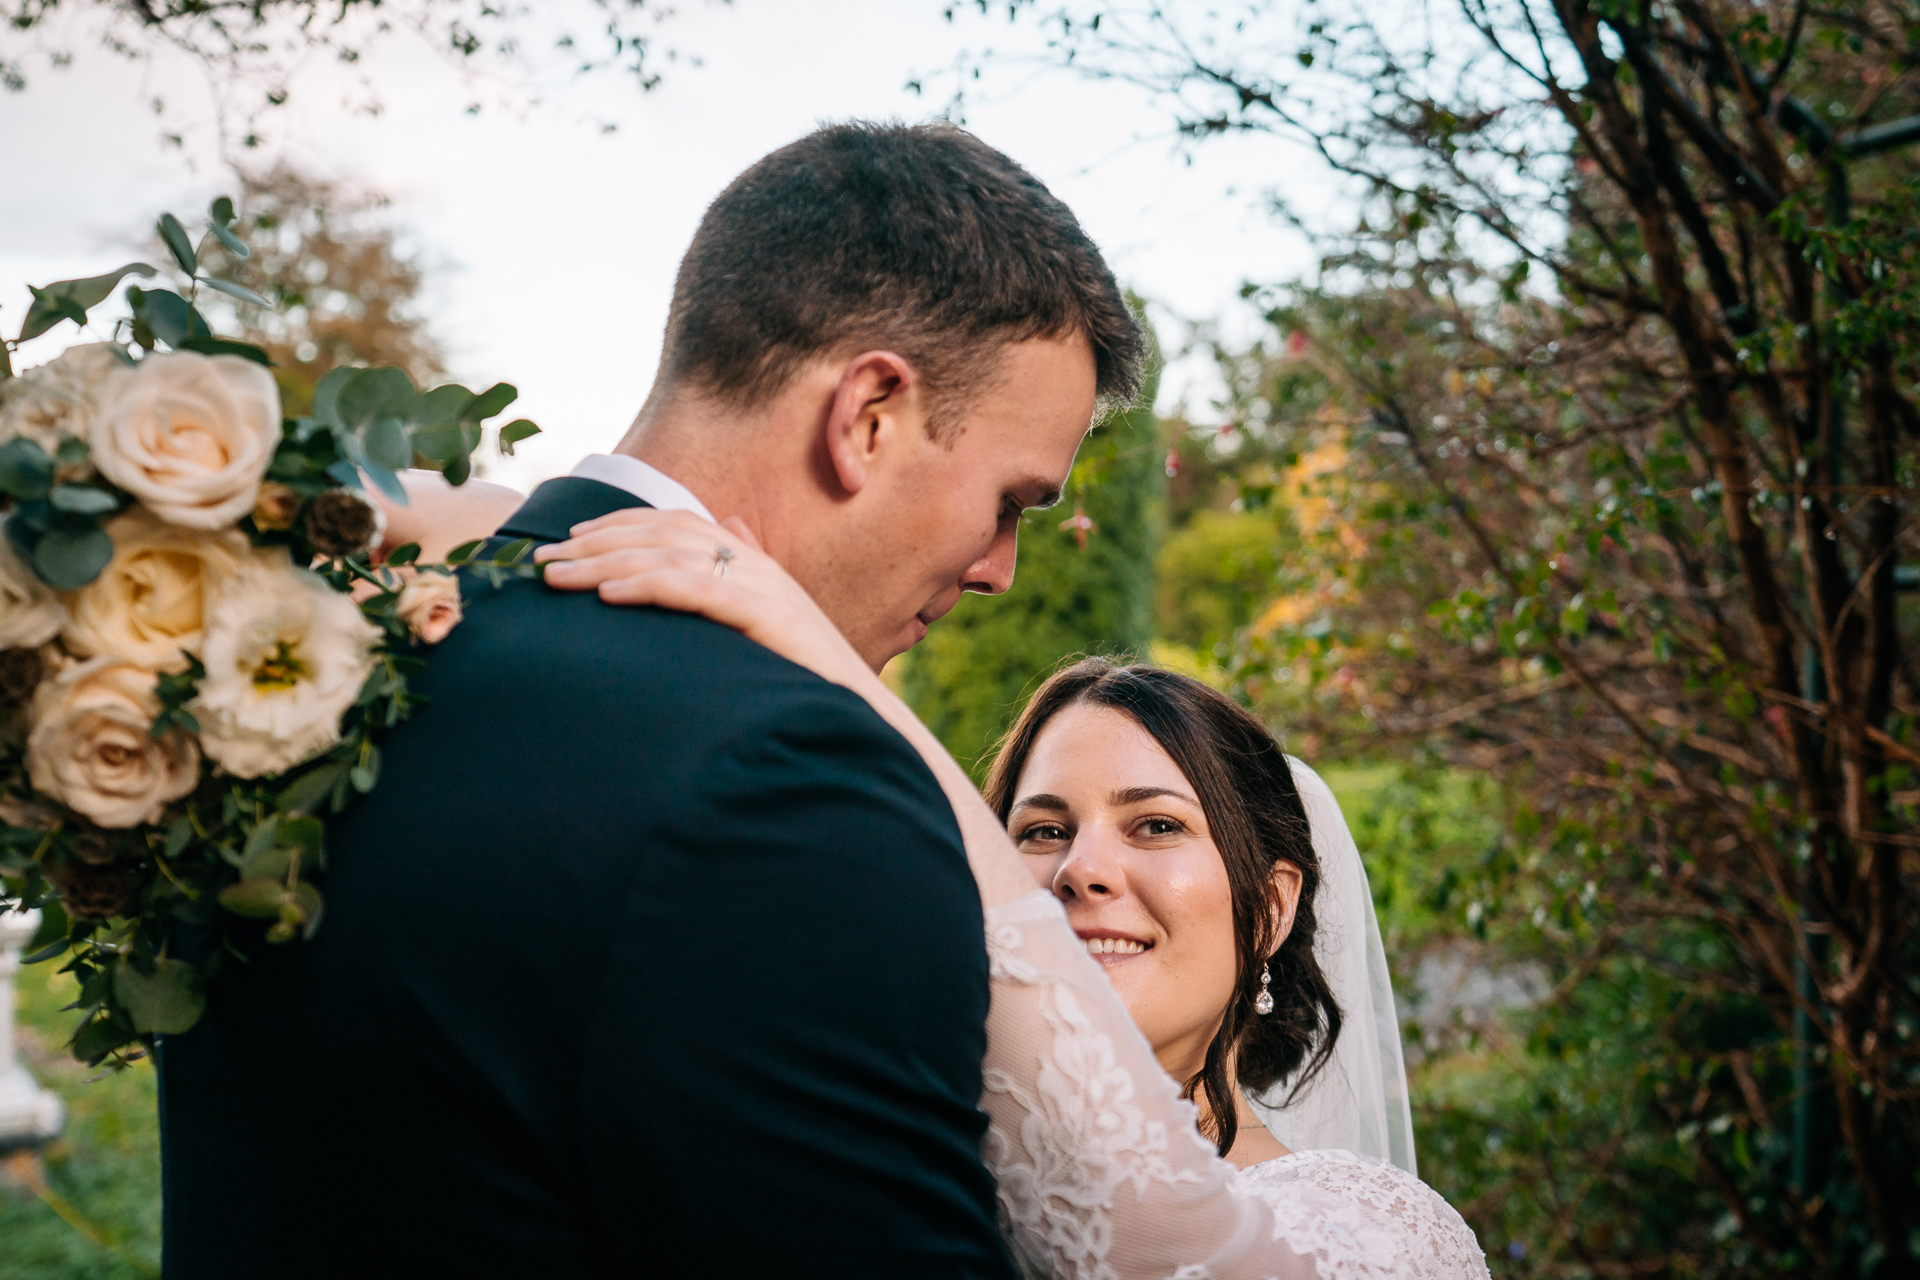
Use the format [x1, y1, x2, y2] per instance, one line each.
[241, 814, 282, 863]
[293, 882, 325, 940]
[210, 196, 236, 226]
[413, 383, 475, 428]
[158, 213, 197, 274]
[128, 287, 211, 349]
[19, 263, 156, 342]
[410, 426, 464, 464]
[311, 366, 356, 430]
[498, 419, 541, 456]
[443, 449, 472, 487]
[72, 1015, 137, 1064]
[0, 437, 54, 500]
[209, 220, 250, 259]
[31, 526, 115, 590]
[217, 878, 288, 920]
[365, 415, 412, 471]
[164, 816, 193, 859]
[360, 462, 408, 504]
[48, 484, 122, 516]
[445, 539, 484, 565]
[176, 336, 273, 366]
[198, 275, 272, 308]
[113, 958, 205, 1035]
[462, 381, 518, 423]
[276, 815, 325, 859]
[22, 937, 69, 965]
[386, 541, 421, 567]
[239, 841, 293, 883]
[277, 763, 347, 816]
[336, 366, 416, 432]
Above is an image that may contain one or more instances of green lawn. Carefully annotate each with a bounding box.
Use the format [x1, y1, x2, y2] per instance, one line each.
[3, 956, 161, 1280]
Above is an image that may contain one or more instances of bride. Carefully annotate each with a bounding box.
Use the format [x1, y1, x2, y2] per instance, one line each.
[509, 503, 1492, 1278]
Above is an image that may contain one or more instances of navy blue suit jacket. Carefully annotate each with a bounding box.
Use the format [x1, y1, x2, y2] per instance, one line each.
[157, 478, 1011, 1278]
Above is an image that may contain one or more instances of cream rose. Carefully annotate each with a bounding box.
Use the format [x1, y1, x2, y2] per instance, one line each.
[0, 526, 67, 651]
[26, 657, 199, 828]
[191, 552, 380, 778]
[91, 351, 282, 530]
[62, 511, 247, 672]
[394, 570, 463, 645]
[0, 343, 125, 458]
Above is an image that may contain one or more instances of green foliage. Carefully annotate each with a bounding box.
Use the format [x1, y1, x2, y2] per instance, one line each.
[903, 374, 1165, 774]
[1154, 508, 1289, 658]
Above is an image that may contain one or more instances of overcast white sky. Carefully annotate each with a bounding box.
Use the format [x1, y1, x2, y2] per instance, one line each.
[1, 1, 1332, 490]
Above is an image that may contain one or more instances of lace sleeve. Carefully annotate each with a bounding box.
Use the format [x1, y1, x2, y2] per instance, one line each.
[980, 891, 1489, 1280]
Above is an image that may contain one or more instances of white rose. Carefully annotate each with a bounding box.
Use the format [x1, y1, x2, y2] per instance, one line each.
[62, 511, 247, 672]
[91, 351, 282, 530]
[26, 656, 199, 828]
[192, 552, 380, 778]
[394, 570, 463, 645]
[0, 525, 67, 651]
[0, 343, 126, 458]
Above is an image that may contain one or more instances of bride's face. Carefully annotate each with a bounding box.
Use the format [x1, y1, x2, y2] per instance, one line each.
[1008, 702, 1239, 1082]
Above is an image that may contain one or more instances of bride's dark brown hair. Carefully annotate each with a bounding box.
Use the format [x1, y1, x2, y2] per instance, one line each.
[983, 657, 1342, 1156]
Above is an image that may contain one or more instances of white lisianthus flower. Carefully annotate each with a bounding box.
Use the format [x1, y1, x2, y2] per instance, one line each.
[91, 351, 282, 530]
[26, 656, 200, 828]
[0, 525, 68, 650]
[192, 553, 380, 778]
[0, 343, 125, 458]
[62, 511, 247, 672]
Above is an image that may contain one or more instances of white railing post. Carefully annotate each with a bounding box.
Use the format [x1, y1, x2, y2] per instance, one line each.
[0, 909, 63, 1149]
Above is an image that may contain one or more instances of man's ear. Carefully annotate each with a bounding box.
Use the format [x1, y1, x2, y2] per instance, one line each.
[823, 350, 919, 497]
[1267, 860, 1304, 954]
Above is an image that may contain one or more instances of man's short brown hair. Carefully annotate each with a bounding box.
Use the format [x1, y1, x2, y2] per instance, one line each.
[656, 121, 1145, 437]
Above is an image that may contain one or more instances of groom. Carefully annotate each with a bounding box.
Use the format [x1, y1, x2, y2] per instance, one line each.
[157, 122, 1143, 1276]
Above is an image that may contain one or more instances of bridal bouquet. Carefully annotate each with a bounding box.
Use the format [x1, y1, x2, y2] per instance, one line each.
[0, 200, 538, 1066]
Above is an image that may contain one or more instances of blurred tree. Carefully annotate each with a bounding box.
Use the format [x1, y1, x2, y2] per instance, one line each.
[959, 0, 1920, 1274]
[1153, 507, 1286, 659]
[1, 0, 702, 147]
[903, 360, 1166, 775]
[195, 166, 446, 416]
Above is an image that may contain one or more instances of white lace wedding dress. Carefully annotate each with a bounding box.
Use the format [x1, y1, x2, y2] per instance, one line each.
[981, 890, 1490, 1280]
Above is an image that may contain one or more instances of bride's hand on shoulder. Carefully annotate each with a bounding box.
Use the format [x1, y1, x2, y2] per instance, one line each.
[533, 508, 874, 692]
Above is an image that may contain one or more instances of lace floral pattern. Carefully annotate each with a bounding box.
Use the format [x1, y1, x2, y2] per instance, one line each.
[1236, 1151, 1491, 1280]
[981, 891, 1489, 1280]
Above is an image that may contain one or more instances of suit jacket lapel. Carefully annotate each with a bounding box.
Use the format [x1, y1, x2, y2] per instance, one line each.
[494, 477, 652, 544]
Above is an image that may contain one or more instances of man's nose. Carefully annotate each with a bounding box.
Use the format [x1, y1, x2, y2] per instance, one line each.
[1052, 830, 1125, 903]
[960, 524, 1018, 596]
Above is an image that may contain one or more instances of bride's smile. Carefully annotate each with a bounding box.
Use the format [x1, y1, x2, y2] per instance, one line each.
[1006, 698, 1286, 1091]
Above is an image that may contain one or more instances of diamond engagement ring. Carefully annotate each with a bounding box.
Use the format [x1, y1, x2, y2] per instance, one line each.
[712, 544, 736, 578]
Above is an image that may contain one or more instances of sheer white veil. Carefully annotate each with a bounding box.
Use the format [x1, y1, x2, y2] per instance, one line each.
[1245, 758, 1418, 1175]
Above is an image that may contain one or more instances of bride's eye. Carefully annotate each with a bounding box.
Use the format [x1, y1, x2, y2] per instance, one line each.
[1015, 821, 1069, 847]
[1135, 816, 1186, 839]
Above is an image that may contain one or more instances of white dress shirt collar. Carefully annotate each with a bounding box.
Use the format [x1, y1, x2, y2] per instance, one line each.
[569, 454, 715, 523]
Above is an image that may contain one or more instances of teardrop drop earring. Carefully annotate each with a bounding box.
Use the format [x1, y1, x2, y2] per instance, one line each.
[1254, 963, 1275, 1016]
